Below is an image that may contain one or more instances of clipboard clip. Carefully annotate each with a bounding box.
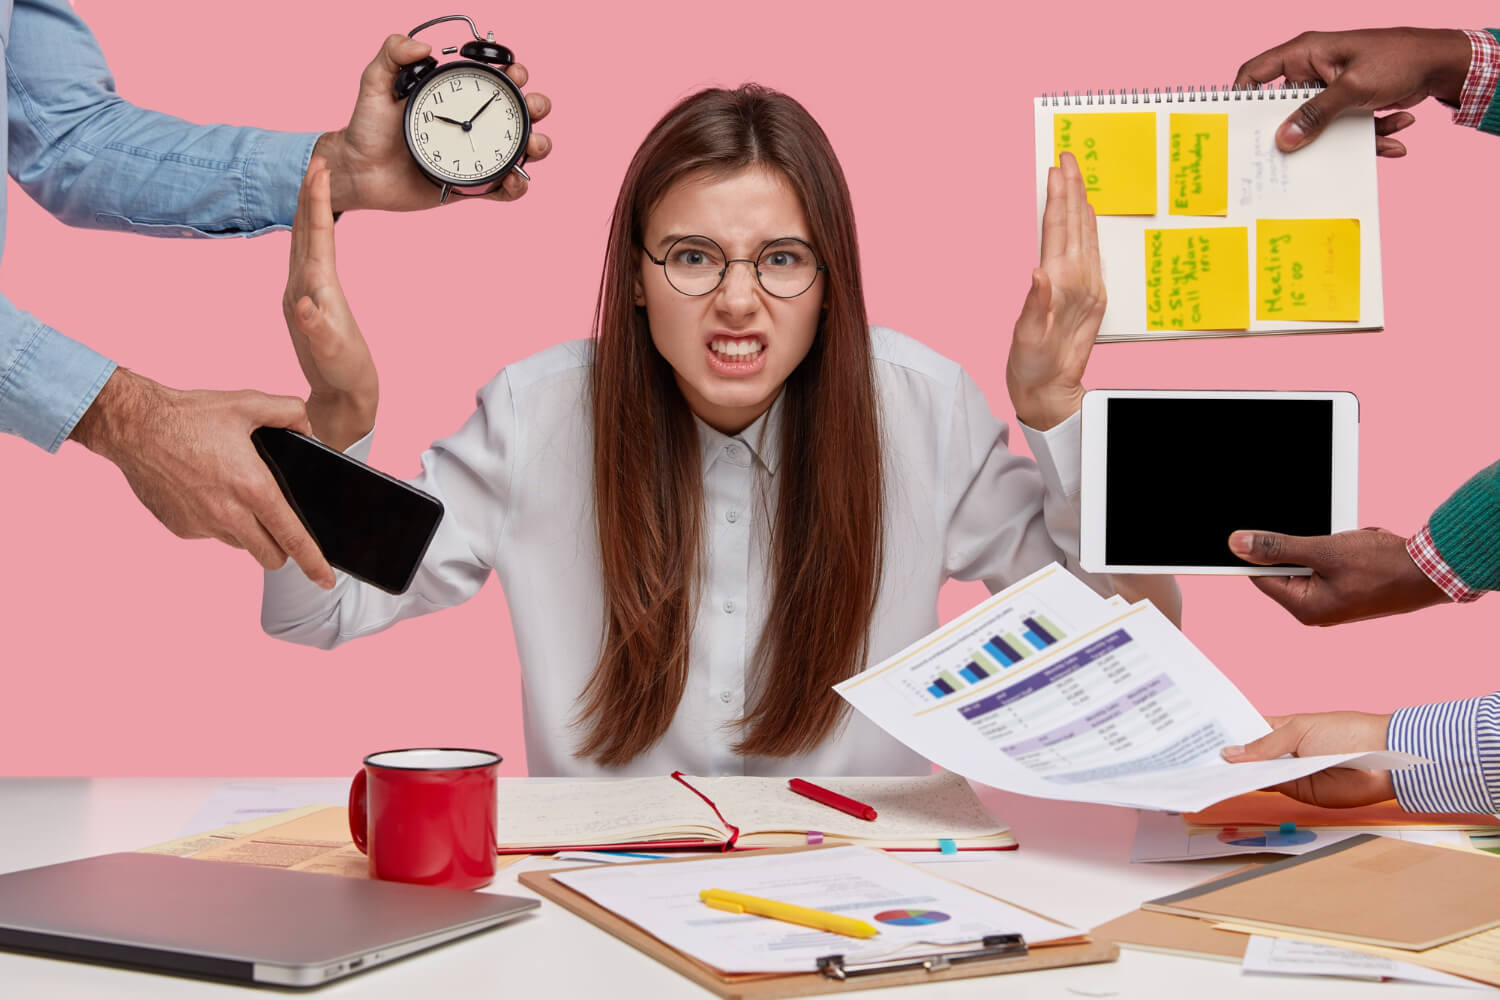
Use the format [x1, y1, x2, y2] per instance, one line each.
[816, 933, 1028, 981]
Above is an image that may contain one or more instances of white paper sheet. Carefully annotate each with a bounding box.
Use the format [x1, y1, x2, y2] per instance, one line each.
[836, 564, 1419, 813]
[1131, 809, 1466, 863]
[177, 780, 349, 837]
[552, 845, 1076, 974]
[1243, 935, 1495, 989]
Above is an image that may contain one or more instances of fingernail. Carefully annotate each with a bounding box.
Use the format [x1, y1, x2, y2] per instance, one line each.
[1229, 532, 1253, 555]
[1278, 121, 1305, 149]
[1221, 746, 1244, 758]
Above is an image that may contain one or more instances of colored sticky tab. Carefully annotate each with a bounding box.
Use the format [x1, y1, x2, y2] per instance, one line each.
[1169, 113, 1227, 216]
[1279, 822, 1297, 835]
[938, 838, 957, 855]
[1257, 219, 1361, 321]
[1144, 226, 1249, 330]
[1054, 112, 1157, 215]
[806, 831, 824, 845]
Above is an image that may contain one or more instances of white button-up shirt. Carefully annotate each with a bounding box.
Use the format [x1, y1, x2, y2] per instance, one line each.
[263, 327, 1161, 777]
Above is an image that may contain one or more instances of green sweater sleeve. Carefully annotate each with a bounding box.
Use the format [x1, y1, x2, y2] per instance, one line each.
[1429, 462, 1500, 591]
[1482, 30, 1500, 135]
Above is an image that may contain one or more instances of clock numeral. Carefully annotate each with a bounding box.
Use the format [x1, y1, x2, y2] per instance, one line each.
[422, 110, 433, 123]
[449, 79, 464, 93]
[475, 160, 484, 172]
[494, 149, 503, 161]
[475, 79, 483, 91]
[505, 130, 513, 143]
[505, 107, 516, 120]
[431, 90, 444, 105]
[430, 150, 442, 163]
[452, 159, 461, 172]
[420, 132, 429, 143]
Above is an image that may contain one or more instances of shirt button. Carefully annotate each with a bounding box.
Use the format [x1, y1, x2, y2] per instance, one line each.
[726, 509, 739, 524]
[726, 444, 741, 460]
[723, 600, 736, 614]
[720, 690, 733, 703]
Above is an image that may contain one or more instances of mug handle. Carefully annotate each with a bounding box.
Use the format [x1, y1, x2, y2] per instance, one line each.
[348, 768, 369, 855]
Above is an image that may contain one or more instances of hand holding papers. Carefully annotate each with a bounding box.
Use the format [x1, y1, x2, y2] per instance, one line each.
[836, 564, 1418, 812]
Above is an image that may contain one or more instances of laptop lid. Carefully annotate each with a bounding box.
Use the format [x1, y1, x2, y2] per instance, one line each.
[0, 852, 538, 987]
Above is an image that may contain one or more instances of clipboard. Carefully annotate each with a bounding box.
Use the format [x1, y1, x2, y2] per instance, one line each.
[518, 847, 1118, 998]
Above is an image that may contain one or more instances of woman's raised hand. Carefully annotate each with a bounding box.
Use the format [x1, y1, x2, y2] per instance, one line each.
[1005, 151, 1105, 431]
[282, 156, 379, 452]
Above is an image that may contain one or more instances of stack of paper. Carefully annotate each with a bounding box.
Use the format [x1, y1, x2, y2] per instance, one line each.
[836, 563, 1417, 813]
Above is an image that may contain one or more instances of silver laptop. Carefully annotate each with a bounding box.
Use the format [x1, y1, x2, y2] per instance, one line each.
[0, 852, 538, 987]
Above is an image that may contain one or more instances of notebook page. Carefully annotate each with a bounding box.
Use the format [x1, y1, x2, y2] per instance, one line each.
[496, 775, 725, 847]
[688, 770, 1008, 841]
[1033, 89, 1383, 341]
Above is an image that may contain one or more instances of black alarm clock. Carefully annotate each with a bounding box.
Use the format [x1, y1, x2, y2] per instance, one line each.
[393, 14, 531, 204]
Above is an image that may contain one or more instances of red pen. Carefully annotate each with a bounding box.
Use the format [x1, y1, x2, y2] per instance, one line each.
[788, 778, 878, 821]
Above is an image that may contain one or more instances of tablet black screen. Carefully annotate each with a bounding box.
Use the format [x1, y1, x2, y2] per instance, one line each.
[1104, 397, 1333, 567]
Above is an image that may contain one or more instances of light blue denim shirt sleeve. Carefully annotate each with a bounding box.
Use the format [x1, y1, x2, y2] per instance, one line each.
[0, 0, 319, 451]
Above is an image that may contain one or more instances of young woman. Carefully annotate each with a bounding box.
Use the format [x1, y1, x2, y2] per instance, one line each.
[265, 85, 1180, 777]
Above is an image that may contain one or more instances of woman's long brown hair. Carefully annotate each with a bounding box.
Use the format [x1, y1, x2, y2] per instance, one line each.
[578, 85, 883, 766]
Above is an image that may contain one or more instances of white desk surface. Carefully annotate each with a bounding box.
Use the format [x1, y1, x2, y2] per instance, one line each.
[0, 778, 1479, 998]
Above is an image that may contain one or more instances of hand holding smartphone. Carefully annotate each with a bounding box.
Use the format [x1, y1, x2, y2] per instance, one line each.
[250, 427, 444, 594]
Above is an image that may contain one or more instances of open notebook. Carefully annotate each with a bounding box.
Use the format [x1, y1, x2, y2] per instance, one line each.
[495, 770, 1014, 853]
[1033, 85, 1383, 341]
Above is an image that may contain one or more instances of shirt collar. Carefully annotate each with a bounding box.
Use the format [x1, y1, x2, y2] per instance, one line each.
[695, 392, 784, 478]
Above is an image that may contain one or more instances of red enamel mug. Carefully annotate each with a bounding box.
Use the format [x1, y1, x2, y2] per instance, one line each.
[348, 748, 500, 890]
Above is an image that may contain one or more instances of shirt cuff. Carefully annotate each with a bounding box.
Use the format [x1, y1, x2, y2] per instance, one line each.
[0, 319, 116, 452]
[1455, 29, 1500, 128]
[1407, 524, 1483, 603]
[243, 131, 321, 233]
[1389, 695, 1500, 816]
[1018, 410, 1082, 499]
[339, 426, 375, 463]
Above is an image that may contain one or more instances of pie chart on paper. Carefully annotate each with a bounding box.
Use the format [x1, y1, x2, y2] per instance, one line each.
[874, 909, 951, 926]
[1217, 829, 1318, 848]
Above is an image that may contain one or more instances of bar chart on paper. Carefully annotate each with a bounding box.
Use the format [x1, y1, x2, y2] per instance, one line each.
[926, 617, 1064, 699]
[889, 590, 1088, 710]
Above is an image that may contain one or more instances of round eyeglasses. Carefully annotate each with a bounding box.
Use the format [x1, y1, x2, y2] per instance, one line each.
[642, 235, 826, 299]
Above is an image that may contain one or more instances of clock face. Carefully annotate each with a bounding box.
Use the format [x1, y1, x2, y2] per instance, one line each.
[405, 64, 527, 187]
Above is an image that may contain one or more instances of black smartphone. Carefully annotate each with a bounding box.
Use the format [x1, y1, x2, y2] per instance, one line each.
[250, 427, 444, 595]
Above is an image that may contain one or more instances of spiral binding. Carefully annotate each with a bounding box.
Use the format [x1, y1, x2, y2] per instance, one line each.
[1039, 83, 1324, 106]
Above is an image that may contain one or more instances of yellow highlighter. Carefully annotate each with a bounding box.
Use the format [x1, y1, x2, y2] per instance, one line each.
[699, 888, 878, 939]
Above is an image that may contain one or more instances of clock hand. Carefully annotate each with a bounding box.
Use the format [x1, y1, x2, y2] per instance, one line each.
[465, 92, 500, 126]
[430, 113, 466, 127]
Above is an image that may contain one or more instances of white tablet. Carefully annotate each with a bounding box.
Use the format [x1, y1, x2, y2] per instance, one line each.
[1080, 390, 1359, 575]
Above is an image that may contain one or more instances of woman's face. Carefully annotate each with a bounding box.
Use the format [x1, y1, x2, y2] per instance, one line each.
[636, 166, 825, 435]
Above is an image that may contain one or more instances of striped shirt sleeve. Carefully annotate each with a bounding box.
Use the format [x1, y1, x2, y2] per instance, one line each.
[1388, 693, 1500, 815]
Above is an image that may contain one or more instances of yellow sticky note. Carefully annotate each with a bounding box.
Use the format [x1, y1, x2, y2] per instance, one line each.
[1257, 219, 1361, 321]
[1169, 114, 1227, 216]
[1054, 113, 1156, 215]
[1144, 227, 1249, 330]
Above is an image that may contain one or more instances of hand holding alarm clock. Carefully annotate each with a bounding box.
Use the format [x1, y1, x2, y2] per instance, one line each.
[393, 14, 542, 204]
[310, 17, 551, 213]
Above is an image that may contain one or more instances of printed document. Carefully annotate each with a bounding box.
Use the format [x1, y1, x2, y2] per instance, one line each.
[553, 845, 1078, 973]
[837, 564, 1417, 813]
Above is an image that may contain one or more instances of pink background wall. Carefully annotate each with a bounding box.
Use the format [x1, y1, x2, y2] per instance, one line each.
[4, 1, 1495, 776]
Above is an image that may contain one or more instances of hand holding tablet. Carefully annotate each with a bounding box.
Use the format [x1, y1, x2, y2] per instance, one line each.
[1079, 390, 1360, 575]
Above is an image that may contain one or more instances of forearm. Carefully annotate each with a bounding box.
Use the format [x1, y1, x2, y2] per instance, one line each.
[8, 0, 316, 234]
[1425, 463, 1500, 593]
[0, 296, 115, 451]
[1388, 693, 1500, 815]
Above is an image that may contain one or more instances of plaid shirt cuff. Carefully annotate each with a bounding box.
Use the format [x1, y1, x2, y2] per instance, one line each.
[1455, 29, 1500, 128]
[1408, 524, 1483, 603]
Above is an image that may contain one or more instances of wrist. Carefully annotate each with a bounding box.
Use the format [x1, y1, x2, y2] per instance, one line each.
[311, 131, 358, 215]
[307, 390, 377, 452]
[1423, 27, 1474, 106]
[1010, 386, 1084, 431]
[68, 367, 160, 461]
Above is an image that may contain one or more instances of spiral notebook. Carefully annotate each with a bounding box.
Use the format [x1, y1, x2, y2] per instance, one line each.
[1033, 86, 1384, 342]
